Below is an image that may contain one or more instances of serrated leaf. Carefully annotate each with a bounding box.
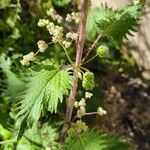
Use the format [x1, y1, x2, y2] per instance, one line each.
[16, 68, 71, 139]
[64, 130, 128, 150]
[104, 5, 142, 45]
[86, 6, 115, 41]
[86, 4, 142, 45]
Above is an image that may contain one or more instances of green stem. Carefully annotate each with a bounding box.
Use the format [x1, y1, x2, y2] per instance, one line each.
[82, 54, 97, 65]
[59, 42, 74, 66]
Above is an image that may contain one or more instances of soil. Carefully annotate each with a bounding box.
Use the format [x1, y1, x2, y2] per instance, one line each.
[90, 75, 150, 150]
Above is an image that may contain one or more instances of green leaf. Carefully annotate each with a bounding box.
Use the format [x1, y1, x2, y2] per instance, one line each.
[0, 124, 12, 140]
[16, 123, 59, 150]
[16, 67, 71, 139]
[86, 6, 115, 41]
[0, 0, 10, 9]
[64, 130, 128, 150]
[86, 4, 142, 45]
[0, 56, 25, 100]
[104, 5, 142, 45]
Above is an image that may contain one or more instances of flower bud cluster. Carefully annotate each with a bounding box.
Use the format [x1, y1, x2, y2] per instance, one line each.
[21, 52, 35, 66]
[38, 19, 49, 27]
[65, 12, 80, 23]
[47, 23, 64, 43]
[62, 40, 72, 49]
[66, 32, 78, 40]
[74, 98, 86, 118]
[82, 72, 95, 90]
[47, 8, 63, 23]
[67, 120, 88, 139]
[37, 40, 48, 52]
[97, 107, 107, 116]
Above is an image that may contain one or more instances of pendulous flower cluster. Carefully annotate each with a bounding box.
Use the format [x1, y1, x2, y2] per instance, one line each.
[21, 7, 80, 66]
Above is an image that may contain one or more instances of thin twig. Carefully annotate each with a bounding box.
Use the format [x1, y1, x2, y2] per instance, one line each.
[82, 54, 97, 65]
[84, 112, 98, 116]
[82, 35, 101, 62]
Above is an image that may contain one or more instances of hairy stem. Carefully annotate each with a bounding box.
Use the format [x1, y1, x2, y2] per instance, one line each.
[65, 0, 89, 122]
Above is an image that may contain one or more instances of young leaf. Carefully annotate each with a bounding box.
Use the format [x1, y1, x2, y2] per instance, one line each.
[16, 68, 71, 139]
[64, 130, 128, 150]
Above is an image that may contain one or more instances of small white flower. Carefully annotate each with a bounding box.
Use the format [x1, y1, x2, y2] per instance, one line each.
[65, 14, 72, 22]
[56, 15, 63, 23]
[23, 52, 35, 61]
[47, 22, 55, 34]
[62, 40, 71, 48]
[78, 98, 86, 107]
[71, 12, 80, 23]
[77, 106, 86, 118]
[21, 52, 35, 66]
[74, 101, 79, 108]
[85, 92, 93, 99]
[66, 32, 78, 40]
[37, 40, 48, 52]
[38, 19, 49, 27]
[97, 107, 107, 116]
[47, 8, 55, 18]
[66, 32, 72, 39]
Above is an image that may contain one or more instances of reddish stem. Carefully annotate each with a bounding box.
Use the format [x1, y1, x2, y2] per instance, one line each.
[65, 0, 90, 122]
[82, 35, 101, 62]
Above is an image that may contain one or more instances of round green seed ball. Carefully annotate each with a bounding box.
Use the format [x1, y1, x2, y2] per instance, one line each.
[96, 45, 109, 58]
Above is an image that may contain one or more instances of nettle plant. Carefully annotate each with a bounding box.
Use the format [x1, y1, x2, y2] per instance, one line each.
[0, 0, 144, 149]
